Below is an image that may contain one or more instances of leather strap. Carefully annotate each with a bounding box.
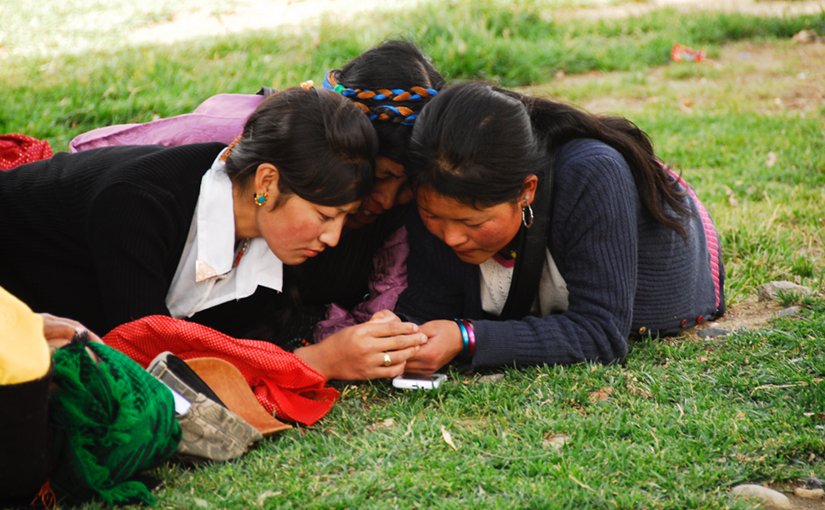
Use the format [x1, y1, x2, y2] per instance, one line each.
[499, 167, 553, 320]
[186, 357, 291, 436]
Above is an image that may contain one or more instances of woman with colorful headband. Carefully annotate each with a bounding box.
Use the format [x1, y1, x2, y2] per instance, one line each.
[65, 41, 446, 359]
[68, 40, 444, 232]
[0, 87, 429, 381]
[396, 82, 725, 372]
[298, 40, 445, 340]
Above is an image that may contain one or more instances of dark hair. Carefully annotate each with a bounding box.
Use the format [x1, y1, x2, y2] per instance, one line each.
[408, 82, 691, 236]
[224, 87, 377, 206]
[333, 40, 445, 165]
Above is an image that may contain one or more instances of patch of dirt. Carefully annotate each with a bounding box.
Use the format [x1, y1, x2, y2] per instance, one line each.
[558, 0, 825, 20]
[124, 0, 825, 50]
[703, 298, 781, 332]
[755, 483, 825, 510]
[126, 0, 418, 47]
[545, 40, 825, 117]
[782, 492, 825, 510]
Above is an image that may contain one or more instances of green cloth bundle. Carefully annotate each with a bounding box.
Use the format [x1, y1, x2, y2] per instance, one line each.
[48, 338, 181, 505]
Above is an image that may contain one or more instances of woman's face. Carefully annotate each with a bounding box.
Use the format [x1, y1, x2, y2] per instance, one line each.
[257, 195, 360, 265]
[346, 156, 412, 228]
[416, 186, 524, 265]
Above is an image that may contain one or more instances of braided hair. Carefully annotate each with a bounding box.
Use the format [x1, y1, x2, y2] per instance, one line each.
[324, 40, 445, 166]
[224, 87, 377, 207]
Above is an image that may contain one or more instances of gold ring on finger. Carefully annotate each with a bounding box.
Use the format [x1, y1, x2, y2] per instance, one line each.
[382, 353, 392, 367]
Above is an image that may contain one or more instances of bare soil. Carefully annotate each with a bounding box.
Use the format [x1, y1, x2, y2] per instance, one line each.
[549, 40, 825, 118]
[126, 0, 825, 48]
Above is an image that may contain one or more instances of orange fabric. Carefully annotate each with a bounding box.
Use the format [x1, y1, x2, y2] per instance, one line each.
[103, 315, 339, 425]
[0, 134, 53, 170]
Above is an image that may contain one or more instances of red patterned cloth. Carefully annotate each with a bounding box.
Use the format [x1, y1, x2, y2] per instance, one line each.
[103, 315, 339, 426]
[0, 134, 53, 170]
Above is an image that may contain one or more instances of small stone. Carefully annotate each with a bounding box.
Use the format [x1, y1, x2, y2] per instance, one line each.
[803, 476, 824, 489]
[731, 484, 791, 509]
[542, 433, 570, 451]
[793, 487, 824, 499]
[792, 29, 819, 44]
[698, 327, 729, 338]
[477, 373, 504, 383]
[776, 306, 802, 318]
[758, 281, 811, 302]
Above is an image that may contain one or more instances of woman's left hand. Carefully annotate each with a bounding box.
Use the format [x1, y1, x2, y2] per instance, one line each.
[42, 313, 102, 347]
[403, 319, 463, 374]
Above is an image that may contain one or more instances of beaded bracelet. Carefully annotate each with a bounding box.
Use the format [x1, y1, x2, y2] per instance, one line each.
[453, 319, 469, 358]
[460, 319, 476, 359]
[453, 319, 477, 360]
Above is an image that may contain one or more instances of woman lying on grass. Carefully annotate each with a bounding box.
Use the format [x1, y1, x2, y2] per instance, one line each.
[65, 42, 447, 380]
[397, 82, 725, 373]
[0, 87, 427, 381]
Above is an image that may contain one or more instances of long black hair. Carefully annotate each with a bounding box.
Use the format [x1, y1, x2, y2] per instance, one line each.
[224, 87, 377, 206]
[331, 40, 445, 166]
[408, 82, 691, 236]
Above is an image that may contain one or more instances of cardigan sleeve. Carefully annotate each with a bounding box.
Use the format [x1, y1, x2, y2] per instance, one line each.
[86, 181, 185, 334]
[470, 148, 639, 368]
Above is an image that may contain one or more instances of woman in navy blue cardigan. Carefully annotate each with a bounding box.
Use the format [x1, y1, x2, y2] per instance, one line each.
[397, 82, 724, 372]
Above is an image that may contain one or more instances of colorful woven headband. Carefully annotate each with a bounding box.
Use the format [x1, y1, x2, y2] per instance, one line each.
[323, 69, 438, 126]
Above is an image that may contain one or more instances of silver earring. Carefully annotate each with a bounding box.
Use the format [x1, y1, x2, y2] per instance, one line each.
[522, 203, 534, 229]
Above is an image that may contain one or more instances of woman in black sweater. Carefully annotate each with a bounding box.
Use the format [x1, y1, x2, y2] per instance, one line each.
[397, 82, 725, 372]
[0, 87, 427, 380]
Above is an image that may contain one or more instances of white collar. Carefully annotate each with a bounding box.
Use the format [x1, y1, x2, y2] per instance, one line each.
[165, 153, 283, 319]
[195, 154, 283, 291]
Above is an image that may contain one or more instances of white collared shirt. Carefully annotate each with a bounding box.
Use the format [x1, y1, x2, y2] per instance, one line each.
[165, 152, 283, 318]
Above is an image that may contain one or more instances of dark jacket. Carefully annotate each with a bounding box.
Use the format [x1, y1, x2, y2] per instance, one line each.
[0, 143, 225, 335]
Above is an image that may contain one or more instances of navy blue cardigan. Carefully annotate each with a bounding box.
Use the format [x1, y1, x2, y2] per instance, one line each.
[397, 139, 724, 368]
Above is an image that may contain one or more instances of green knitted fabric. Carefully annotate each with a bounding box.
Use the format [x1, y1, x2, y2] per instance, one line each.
[48, 338, 181, 505]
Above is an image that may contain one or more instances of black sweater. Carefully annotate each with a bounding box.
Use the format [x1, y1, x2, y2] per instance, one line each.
[0, 143, 225, 335]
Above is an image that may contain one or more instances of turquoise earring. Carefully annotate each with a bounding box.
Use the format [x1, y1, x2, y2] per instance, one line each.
[253, 192, 268, 207]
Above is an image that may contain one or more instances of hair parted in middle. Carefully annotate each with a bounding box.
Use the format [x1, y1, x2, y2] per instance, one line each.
[407, 81, 692, 236]
[224, 87, 378, 207]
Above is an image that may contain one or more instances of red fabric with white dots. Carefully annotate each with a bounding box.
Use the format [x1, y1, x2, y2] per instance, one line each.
[0, 134, 53, 170]
[103, 315, 339, 425]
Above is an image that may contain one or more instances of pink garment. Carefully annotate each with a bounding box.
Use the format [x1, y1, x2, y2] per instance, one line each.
[69, 94, 264, 152]
[314, 226, 409, 340]
[664, 165, 722, 310]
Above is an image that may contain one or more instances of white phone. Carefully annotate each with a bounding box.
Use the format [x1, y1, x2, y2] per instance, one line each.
[392, 373, 447, 390]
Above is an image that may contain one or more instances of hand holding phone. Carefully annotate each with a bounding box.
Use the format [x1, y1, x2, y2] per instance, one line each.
[392, 373, 447, 390]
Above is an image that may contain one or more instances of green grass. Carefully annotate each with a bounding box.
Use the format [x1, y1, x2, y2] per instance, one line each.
[2, 0, 823, 507]
[141, 301, 824, 509]
[2, 1, 823, 146]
